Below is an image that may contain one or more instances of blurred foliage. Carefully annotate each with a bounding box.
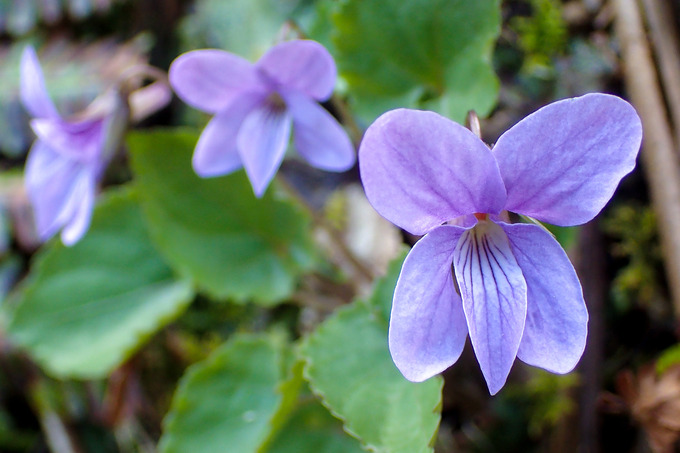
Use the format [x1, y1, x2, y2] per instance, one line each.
[602, 204, 666, 317]
[511, 0, 567, 76]
[657, 344, 680, 374]
[178, 0, 306, 59]
[501, 370, 579, 438]
[0, 0, 128, 36]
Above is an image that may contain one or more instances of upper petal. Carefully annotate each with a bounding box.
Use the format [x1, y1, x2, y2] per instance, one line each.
[501, 222, 588, 373]
[359, 109, 507, 236]
[453, 220, 527, 395]
[20, 46, 59, 119]
[256, 40, 336, 101]
[192, 94, 264, 177]
[493, 93, 643, 226]
[284, 91, 355, 172]
[169, 50, 267, 114]
[31, 117, 104, 163]
[237, 103, 292, 197]
[389, 225, 469, 382]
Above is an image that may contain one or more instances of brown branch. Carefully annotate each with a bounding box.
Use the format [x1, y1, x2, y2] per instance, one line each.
[640, 0, 680, 148]
[613, 0, 680, 318]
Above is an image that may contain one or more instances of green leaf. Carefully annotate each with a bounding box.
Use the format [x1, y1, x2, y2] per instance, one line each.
[128, 128, 316, 305]
[657, 344, 680, 374]
[331, 0, 500, 124]
[179, 0, 304, 59]
[7, 188, 193, 379]
[266, 397, 365, 453]
[160, 334, 298, 453]
[300, 255, 442, 453]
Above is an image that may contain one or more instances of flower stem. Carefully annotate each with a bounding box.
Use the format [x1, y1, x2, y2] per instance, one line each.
[276, 175, 375, 287]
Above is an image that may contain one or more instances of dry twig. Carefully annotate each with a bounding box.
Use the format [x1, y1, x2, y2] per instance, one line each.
[613, 0, 680, 318]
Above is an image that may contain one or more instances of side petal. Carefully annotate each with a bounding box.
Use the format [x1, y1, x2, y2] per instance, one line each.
[284, 91, 355, 172]
[494, 93, 643, 226]
[453, 220, 527, 395]
[256, 40, 336, 101]
[236, 104, 292, 197]
[501, 222, 588, 373]
[359, 109, 507, 236]
[169, 50, 266, 114]
[389, 225, 469, 382]
[192, 95, 264, 177]
[20, 46, 59, 118]
[25, 142, 91, 243]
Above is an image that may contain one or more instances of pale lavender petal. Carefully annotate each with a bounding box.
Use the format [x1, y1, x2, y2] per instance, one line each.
[453, 220, 527, 395]
[283, 91, 355, 171]
[20, 46, 59, 118]
[359, 109, 507, 236]
[389, 225, 469, 382]
[60, 173, 96, 246]
[256, 40, 336, 101]
[25, 142, 93, 243]
[31, 117, 103, 162]
[494, 93, 643, 226]
[192, 94, 264, 177]
[501, 222, 588, 373]
[237, 103, 292, 197]
[169, 50, 267, 114]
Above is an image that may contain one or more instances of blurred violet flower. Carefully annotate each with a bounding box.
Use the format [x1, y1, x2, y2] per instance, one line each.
[21, 47, 171, 246]
[169, 39, 355, 197]
[359, 94, 642, 394]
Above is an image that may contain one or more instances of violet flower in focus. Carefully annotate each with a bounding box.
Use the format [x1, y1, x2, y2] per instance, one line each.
[169, 39, 355, 197]
[359, 94, 643, 394]
[21, 46, 128, 246]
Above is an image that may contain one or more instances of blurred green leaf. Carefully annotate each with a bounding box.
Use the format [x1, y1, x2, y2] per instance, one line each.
[266, 396, 365, 453]
[128, 129, 316, 305]
[657, 344, 680, 374]
[159, 333, 297, 453]
[179, 0, 304, 59]
[330, 0, 500, 124]
[300, 254, 442, 453]
[511, 0, 567, 72]
[7, 188, 194, 379]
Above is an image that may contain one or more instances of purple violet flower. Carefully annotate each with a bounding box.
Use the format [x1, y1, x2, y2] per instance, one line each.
[169, 39, 355, 197]
[21, 46, 127, 246]
[359, 93, 643, 394]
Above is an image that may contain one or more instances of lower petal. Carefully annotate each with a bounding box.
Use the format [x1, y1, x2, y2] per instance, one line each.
[501, 222, 588, 373]
[60, 173, 96, 246]
[284, 92, 355, 171]
[389, 225, 469, 382]
[237, 103, 292, 197]
[25, 141, 94, 243]
[193, 94, 264, 177]
[453, 220, 527, 395]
